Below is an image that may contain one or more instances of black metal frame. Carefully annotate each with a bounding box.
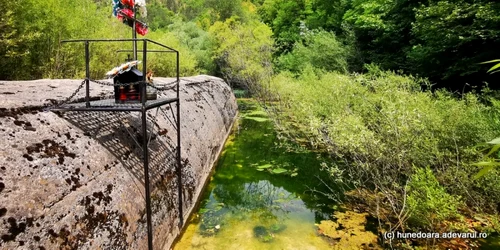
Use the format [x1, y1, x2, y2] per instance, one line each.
[51, 38, 183, 250]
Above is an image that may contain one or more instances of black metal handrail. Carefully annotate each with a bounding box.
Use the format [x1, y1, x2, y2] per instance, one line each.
[58, 38, 182, 250]
[61, 38, 178, 52]
[115, 49, 177, 53]
[60, 39, 180, 108]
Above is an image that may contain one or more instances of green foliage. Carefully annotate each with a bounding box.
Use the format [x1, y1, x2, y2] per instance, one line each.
[179, 0, 248, 28]
[0, 0, 130, 79]
[145, 31, 199, 76]
[343, 0, 390, 30]
[268, 68, 500, 218]
[481, 59, 500, 74]
[209, 17, 274, 92]
[407, 167, 462, 229]
[342, 0, 418, 73]
[233, 89, 250, 98]
[471, 136, 500, 211]
[259, 0, 305, 52]
[305, 0, 350, 34]
[0, 0, 208, 80]
[147, 1, 176, 31]
[205, 0, 244, 21]
[256, 0, 500, 87]
[409, 0, 500, 82]
[276, 30, 349, 74]
[167, 20, 216, 74]
[473, 137, 500, 179]
[259, 0, 350, 54]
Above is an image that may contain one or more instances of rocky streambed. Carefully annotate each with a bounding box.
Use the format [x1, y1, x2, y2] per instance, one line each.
[0, 76, 237, 249]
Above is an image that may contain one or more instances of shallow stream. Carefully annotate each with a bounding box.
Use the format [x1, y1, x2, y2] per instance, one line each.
[174, 99, 338, 249]
[174, 99, 500, 250]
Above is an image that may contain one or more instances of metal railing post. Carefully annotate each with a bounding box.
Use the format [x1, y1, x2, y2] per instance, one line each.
[85, 41, 90, 108]
[142, 111, 153, 250]
[141, 39, 153, 250]
[132, 6, 137, 60]
[142, 41, 147, 105]
[176, 51, 183, 227]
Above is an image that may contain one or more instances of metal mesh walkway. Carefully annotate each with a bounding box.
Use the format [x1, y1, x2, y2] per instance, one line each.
[53, 97, 178, 112]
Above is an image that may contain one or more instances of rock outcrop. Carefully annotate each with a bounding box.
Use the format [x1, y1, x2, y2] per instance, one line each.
[0, 76, 237, 249]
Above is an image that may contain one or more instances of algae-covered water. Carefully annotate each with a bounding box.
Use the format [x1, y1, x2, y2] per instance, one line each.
[174, 99, 500, 250]
[174, 99, 337, 249]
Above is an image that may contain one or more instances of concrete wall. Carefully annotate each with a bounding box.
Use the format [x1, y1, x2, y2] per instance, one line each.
[0, 76, 237, 249]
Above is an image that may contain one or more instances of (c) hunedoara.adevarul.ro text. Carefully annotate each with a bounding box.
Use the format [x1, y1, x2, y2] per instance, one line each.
[383, 231, 488, 240]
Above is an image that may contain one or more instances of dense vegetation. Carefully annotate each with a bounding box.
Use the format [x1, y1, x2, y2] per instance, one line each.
[2, 0, 500, 248]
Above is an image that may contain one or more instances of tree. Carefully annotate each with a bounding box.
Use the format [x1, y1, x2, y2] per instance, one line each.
[409, 0, 500, 87]
[259, 0, 307, 53]
[277, 30, 349, 74]
[209, 17, 274, 93]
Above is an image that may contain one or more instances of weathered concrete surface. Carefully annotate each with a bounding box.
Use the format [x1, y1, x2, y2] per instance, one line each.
[0, 76, 237, 249]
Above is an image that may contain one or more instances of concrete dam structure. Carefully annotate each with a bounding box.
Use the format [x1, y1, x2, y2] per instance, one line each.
[0, 76, 238, 249]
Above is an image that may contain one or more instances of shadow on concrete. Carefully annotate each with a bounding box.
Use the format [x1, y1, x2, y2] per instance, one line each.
[60, 109, 178, 189]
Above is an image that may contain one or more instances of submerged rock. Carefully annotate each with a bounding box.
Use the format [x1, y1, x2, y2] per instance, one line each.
[253, 225, 274, 243]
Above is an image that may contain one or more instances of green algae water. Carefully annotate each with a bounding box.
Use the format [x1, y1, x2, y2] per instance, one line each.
[174, 99, 500, 250]
[175, 99, 337, 249]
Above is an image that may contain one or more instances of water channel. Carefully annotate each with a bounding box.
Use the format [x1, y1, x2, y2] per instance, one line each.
[174, 99, 500, 250]
[175, 99, 338, 249]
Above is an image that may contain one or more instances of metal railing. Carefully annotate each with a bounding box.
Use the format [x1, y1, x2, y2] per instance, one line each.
[58, 38, 183, 250]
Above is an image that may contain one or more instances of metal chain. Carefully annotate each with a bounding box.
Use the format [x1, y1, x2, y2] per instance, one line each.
[154, 80, 178, 86]
[149, 84, 175, 91]
[43, 79, 85, 111]
[90, 79, 142, 87]
[91, 79, 178, 92]
[54, 79, 86, 107]
[92, 78, 211, 90]
[45, 78, 212, 111]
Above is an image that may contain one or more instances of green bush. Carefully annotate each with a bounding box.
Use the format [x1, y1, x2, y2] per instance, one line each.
[407, 167, 461, 229]
[268, 67, 500, 227]
[0, 0, 207, 80]
[167, 21, 216, 74]
[145, 31, 199, 77]
[0, 0, 133, 80]
[208, 17, 274, 93]
[276, 30, 349, 74]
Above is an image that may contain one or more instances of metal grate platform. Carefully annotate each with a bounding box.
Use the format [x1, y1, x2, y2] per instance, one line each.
[52, 38, 184, 250]
[52, 97, 178, 112]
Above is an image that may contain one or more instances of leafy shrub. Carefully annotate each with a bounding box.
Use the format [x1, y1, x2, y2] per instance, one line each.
[0, 0, 207, 80]
[208, 17, 274, 93]
[145, 31, 199, 77]
[407, 167, 461, 229]
[276, 30, 349, 74]
[168, 21, 216, 74]
[268, 67, 500, 229]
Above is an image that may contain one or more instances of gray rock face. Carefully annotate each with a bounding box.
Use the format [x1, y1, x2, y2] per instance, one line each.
[0, 76, 237, 249]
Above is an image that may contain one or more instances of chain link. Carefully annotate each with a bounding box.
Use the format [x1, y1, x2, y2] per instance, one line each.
[43, 79, 85, 111]
[91, 79, 178, 91]
[149, 83, 176, 91]
[46, 78, 211, 110]
[90, 79, 142, 87]
[55, 79, 86, 107]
